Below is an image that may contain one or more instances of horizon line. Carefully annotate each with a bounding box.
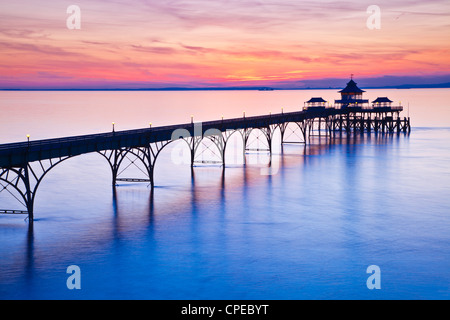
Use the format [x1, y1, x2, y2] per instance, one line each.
[1, 83, 450, 91]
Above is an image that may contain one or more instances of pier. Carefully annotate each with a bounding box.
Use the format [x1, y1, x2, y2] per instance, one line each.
[0, 80, 411, 221]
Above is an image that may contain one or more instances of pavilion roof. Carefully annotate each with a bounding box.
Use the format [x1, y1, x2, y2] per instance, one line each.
[372, 97, 393, 103]
[306, 97, 327, 103]
[339, 79, 365, 93]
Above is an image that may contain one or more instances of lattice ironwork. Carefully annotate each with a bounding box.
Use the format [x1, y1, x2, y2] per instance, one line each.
[0, 156, 71, 220]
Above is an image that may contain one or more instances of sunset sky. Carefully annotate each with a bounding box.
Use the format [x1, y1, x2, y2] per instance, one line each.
[0, 0, 449, 88]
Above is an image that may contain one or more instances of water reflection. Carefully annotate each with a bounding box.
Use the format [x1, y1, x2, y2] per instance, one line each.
[1, 88, 448, 299]
[20, 134, 409, 242]
[24, 222, 34, 291]
[0, 130, 432, 300]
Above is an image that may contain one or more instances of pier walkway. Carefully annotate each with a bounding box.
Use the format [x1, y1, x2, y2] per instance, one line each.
[0, 106, 410, 220]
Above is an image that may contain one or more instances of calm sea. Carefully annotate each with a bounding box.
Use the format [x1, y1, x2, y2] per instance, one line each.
[0, 89, 449, 299]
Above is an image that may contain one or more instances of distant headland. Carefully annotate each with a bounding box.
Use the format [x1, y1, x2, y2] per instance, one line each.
[1, 75, 449, 91]
[1, 84, 449, 91]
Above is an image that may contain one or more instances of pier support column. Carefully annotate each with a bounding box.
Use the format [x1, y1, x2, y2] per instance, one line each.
[0, 157, 70, 221]
[243, 127, 272, 154]
[23, 165, 34, 221]
[99, 144, 164, 189]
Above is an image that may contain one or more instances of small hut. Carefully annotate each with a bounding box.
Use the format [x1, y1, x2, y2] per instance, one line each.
[372, 97, 393, 107]
[304, 97, 327, 110]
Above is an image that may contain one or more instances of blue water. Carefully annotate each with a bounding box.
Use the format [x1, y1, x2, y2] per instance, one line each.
[1, 126, 449, 299]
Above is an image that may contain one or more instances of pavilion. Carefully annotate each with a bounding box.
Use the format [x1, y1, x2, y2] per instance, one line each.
[334, 78, 369, 108]
[304, 97, 327, 109]
[372, 97, 393, 107]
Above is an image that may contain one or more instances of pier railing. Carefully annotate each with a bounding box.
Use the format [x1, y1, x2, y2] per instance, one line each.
[303, 105, 403, 112]
[0, 106, 405, 158]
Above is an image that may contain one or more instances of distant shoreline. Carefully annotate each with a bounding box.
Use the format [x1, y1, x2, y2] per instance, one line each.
[1, 84, 450, 91]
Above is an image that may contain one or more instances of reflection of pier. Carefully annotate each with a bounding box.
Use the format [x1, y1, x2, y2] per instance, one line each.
[0, 80, 411, 221]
